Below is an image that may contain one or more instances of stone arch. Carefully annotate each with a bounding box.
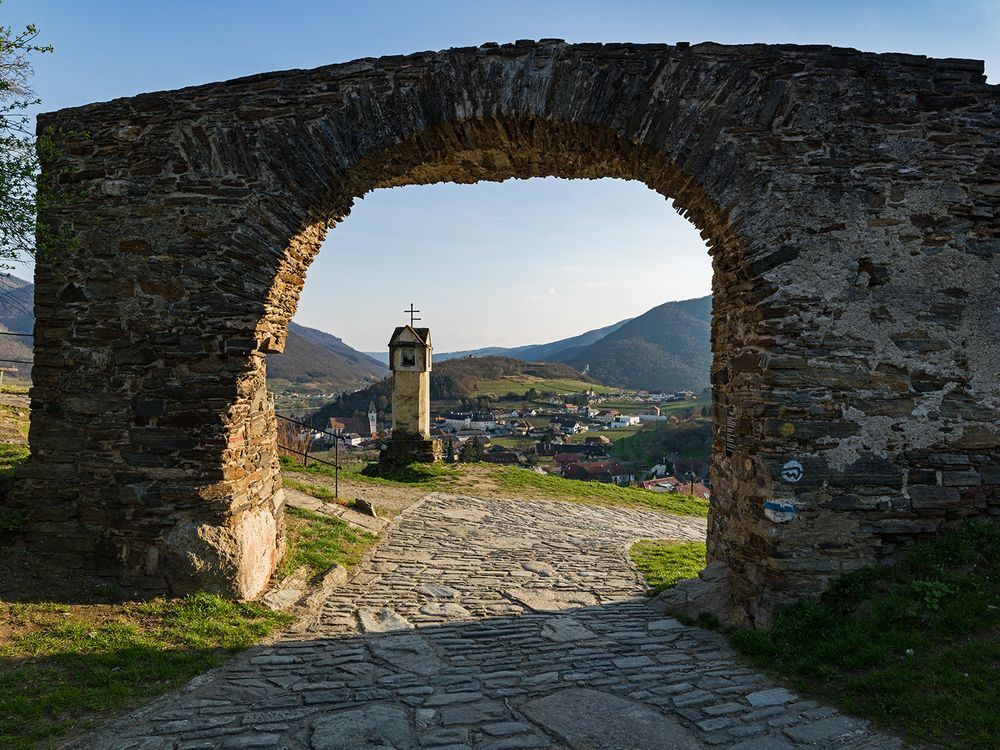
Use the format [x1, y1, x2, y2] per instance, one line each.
[17, 41, 999, 625]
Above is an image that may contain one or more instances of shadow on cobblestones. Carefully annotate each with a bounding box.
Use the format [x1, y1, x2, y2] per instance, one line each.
[68, 494, 903, 750]
[68, 601, 902, 750]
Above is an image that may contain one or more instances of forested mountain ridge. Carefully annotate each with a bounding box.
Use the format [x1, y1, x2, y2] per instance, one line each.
[566, 296, 711, 392]
[267, 321, 388, 394]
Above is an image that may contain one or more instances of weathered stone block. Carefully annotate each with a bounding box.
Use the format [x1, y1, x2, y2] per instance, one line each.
[909, 486, 962, 510]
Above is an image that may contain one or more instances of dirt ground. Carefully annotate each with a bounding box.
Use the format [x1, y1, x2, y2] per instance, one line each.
[285, 471, 431, 518]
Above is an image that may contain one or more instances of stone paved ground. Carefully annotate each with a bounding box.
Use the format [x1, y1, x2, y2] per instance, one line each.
[72, 493, 904, 749]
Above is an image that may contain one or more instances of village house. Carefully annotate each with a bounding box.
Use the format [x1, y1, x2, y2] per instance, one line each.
[507, 419, 532, 436]
[482, 445, 523, 465]
[562, 460, 634, 485]
[327, 407, 378, 439]
[454, 428, 492, 444]
[647, 463, 671, 478]
[552, 452, 580, 468]
[641, 476, 683, 492]
[549, 417, 585, 435]
[555, 443, 608, 458]
[638, 412, 670, 423]
[641, 475, 712, 501]
[469, 412, 499, 431]
[608, 414, 641, 428]
[439, 412, 472, 431]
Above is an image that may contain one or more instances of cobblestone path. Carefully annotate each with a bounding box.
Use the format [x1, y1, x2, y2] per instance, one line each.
[74, 494, 902, 750]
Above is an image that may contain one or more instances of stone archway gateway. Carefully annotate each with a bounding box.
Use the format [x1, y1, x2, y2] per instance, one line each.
[17, 41, 999, 626]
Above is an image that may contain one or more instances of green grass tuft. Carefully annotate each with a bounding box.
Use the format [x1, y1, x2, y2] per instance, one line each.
[730, 520, 1000, 750]
[630, 539, 707, 593]
[0, 442, 29, 478]
[276, 506, 378, 580]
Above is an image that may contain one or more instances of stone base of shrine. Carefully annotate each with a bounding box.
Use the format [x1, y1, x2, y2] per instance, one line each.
[378, 434, 442, 473]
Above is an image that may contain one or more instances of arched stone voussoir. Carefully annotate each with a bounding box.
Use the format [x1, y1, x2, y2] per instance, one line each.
[16, 41, 999, 623]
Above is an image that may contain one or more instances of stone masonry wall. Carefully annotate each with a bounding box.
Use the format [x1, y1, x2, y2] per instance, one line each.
[14, 41, 999, 621]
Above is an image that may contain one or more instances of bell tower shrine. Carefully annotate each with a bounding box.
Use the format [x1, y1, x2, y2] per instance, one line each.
[379, 304, 442, 471]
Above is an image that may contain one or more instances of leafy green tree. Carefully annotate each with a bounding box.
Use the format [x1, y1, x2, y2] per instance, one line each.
[1, 11, 53, 271]
[459, 436, 483, 463]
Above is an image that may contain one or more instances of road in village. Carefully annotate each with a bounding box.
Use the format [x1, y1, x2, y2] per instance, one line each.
[72, 493, 903, 749]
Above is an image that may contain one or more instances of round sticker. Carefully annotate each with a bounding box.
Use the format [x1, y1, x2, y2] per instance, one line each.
[780, 460, 804, 483]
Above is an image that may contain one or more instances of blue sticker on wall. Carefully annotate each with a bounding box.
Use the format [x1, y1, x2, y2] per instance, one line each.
[764, 499, 800, 523]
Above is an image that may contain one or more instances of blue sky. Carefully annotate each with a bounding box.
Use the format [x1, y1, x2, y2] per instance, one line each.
[6, 1, 998, 351]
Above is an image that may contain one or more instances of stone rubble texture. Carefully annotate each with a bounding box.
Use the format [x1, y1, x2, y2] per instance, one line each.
[68, 494, 904, 749]
[14, 40, 1000, 622]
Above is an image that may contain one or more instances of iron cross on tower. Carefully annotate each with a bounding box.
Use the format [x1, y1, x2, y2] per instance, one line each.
[404, 303, 421, 326]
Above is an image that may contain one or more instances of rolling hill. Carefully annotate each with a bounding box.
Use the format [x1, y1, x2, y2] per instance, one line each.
[566, 296, 712, 392]
[0, 275, 34, 378]
[267, 321, 388, 394]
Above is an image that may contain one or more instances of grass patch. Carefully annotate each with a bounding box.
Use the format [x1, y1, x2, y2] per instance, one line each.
[0, 442, 28, 478]
[730, 520, 1000, 750]
[276, 506, 378, 580]
[485, 465, 708, 516]
[0, 593, 292, 750]
[282, 456, 708, 518]
[630, 540, 707, 593]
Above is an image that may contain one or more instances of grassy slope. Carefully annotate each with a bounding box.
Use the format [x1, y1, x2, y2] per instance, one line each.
[282, 458, 709, 518]
[731, 520, 1000, 750]
[0, 595, 292, 750]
